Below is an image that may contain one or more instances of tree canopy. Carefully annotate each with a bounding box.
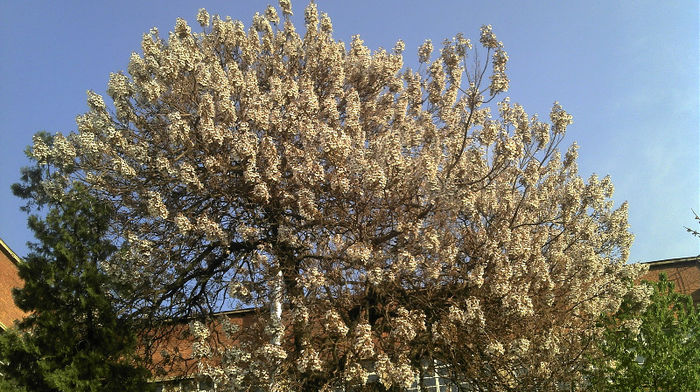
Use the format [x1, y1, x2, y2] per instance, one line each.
[24, 1, 641, 390]
[586, 273, 700, 391]
[0, 183, 152, 392]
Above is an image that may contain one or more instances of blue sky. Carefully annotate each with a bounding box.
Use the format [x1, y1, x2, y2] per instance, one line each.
[0, 0, 698, 262]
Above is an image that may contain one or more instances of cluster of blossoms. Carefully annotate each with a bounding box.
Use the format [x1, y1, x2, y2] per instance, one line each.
[30, 0, 644, 390]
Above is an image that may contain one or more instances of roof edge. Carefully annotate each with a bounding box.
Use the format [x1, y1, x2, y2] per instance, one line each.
[0, 238, 23, 266]
[142, 307, 258, 327]
[642, 255, 700, 267]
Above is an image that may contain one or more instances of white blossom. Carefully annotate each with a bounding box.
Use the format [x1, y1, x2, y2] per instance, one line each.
[30, 1, 640, 389]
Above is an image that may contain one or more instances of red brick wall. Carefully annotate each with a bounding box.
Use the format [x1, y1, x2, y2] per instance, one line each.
[0, 242, 28, 328]
[640, 258, 700, 304]
[143, 309, 257, 381]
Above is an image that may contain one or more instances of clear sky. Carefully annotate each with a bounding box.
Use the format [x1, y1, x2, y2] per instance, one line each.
[0, 1, 698, 262]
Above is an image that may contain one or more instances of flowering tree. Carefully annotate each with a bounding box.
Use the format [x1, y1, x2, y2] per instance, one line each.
[28, 1, 642, 390]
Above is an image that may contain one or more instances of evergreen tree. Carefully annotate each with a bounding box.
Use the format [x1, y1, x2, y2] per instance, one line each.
[0, 184, 152, 391]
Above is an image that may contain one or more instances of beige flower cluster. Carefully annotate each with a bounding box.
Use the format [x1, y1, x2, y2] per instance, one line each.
[31, 0, 642, 390]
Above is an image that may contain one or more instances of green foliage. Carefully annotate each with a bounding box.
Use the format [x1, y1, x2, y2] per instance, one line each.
[0, 183, 152, 391]
[587, 273, 700, 391]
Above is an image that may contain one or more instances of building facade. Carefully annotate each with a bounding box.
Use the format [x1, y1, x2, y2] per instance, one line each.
[639, 255, 700, 305]
[1, 237, 698, 390]
[0, 238, 27, 331]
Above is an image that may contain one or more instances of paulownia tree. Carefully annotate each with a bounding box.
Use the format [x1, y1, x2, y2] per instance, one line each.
[27, 1, 642, 390]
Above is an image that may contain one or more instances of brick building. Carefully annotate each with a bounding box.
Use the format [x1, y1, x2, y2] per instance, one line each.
[0, 236, 698, 390]
[0, 238, 28, 331]
[639, 255, 700, 305]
